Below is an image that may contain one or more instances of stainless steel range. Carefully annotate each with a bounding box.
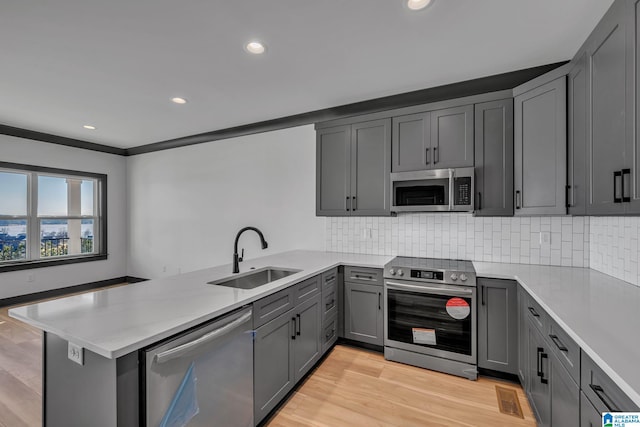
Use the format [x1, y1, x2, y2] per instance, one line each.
[383, 257, 478, 380]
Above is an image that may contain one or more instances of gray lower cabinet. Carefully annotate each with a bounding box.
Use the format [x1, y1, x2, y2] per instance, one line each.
[517, 286, 529, 389]
[474, 99, 514, 216]
[316, 119, 391, 216]
[344, 281, 383, 346]
[254, 308, 296, 424]
[514, 75, 567, 215]
[528, 322, 551, 427]
[293, 293, 322, 381]
[550, 351, 580, 427]
[580, 391, 602, 427]
[477, 278, 517, 374]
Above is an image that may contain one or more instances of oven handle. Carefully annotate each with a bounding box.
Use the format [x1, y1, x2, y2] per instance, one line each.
[385, 281, 473, 297]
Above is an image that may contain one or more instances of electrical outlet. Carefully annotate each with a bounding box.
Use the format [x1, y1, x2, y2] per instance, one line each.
[539, 232, 551, 247]
[361, 228, 372, 239]
[68, 342, 84, 365]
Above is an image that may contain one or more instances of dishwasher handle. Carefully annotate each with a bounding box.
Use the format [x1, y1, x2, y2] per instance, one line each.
[155, 310, 252, 364]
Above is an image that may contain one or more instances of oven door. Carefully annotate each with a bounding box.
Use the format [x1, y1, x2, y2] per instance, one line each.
[384, 280, 476, 364]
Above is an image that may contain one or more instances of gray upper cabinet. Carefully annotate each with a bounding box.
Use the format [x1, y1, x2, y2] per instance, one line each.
[627, 0, 640, 213]
[430, 105, 474, 169]
[350, 119, 392, 215]
[477, 278, 518, 375]
[316, 119, 391, 216]
[392, 112, 431, 172]
[474, 99, 514, 216]
[567, 52, 588, 215]
[514, 76, 567, 215]
[392, 105, 473, 172]
[586, 0, 627, 215]
[316, 125, 351, 216]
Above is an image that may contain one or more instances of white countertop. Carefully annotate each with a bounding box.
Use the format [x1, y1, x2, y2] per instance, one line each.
[474, 262, 640, 407]
[9, 250, 391, 359]
[9, 251, 640, 406]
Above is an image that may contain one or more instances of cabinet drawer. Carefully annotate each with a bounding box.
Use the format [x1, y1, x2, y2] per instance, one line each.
[295, 275, 321, 304]
[580, 391, 602, 427]
[581, 351, 639, 413]
[253, 287, 295, 329]
[322, 312, 339, 354]
[524, 294, 548, 333]
[322, 268, 338, 290]
[548, 319, 580, 385]
[322, 282, 338, 322]
[344, 266, 382, 286]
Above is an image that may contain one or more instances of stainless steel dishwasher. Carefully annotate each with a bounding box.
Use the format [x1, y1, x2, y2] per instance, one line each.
[142, 306, 253, 427]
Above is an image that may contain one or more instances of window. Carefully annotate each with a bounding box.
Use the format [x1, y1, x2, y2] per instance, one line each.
[0, 162, 107, 271]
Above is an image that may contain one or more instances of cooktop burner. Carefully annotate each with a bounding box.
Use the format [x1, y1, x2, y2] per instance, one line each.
[383, 256, 476, 286]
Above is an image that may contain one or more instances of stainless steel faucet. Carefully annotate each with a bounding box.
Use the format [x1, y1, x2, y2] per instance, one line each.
[233, 227, 268, 273]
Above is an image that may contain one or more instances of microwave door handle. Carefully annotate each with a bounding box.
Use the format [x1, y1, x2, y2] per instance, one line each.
[386, 281, 473, 297]
[449, 169, 454, 211]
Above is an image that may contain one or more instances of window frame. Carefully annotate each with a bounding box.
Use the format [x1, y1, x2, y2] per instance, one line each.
[0, 161, 107, 272]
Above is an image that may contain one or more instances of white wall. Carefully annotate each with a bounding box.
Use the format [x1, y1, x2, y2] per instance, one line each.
[590, 217, 640, 287]
[0, 135, 127, 299]
[126, 125, 325, 279]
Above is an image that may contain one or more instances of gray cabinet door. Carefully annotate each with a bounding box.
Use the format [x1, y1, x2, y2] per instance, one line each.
[586, 0, 627, 215]
[430, 105, 475, 169]
[392, 112, 431, 172]
[316, 125, 351, 216]
[514, 76, 567, 216]
[518, 287, 529, 390]
[568, 52, 588, 215]
[627, 0, 640, 214]
[477, 279, 518, 375]
[580, 392, 603, 427]
[528, 322, 551, 427]
[344, 282, 383, 346]
[254, 309, 296, 425]
[550, 351, 580, 427]
[350, 119, 392, 216]
[474, 99, 514, 216]
[293, 293, 322, 382]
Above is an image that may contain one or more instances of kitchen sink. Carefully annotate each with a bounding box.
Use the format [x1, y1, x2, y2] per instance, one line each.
[208, 267, 301, 289]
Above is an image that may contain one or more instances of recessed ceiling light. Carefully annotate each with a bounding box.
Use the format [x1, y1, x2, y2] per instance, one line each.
[245, 41, 266, 55]
[171, 97, 188, 104]
[83, 125, 96, 130]
[407, 0, 433, 11]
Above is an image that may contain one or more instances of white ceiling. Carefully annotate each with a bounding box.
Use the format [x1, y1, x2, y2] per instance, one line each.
[1, 0, 613, 150]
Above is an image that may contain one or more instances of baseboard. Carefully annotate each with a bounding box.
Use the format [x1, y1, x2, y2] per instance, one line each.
[0, 276, 148, 307]
[478, 367, 521, 384]
[337, 337, 384, 353]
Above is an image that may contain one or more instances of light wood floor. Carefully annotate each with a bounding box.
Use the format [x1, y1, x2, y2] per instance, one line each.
[1, 288, 535, 427]
[266, 345, 537, 427]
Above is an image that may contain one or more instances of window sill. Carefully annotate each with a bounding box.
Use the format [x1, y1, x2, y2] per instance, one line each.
[0, 254, 108, 273]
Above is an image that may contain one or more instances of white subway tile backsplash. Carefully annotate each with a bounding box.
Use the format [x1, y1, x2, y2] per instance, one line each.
[325, 214, 638, 287]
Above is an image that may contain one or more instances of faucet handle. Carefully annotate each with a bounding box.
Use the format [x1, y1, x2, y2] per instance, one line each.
[239, 248, 244, 262]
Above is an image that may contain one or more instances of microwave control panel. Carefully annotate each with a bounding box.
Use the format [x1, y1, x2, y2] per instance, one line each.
[454, 177, 471, 206]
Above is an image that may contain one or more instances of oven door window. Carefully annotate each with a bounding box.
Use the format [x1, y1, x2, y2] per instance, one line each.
[387, 289, 472, 356]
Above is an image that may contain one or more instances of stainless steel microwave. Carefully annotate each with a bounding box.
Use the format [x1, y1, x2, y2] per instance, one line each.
[390, 168, 474, 212]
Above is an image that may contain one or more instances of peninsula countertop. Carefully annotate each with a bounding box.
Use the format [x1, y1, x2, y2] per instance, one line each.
[10, 251, 640, 406]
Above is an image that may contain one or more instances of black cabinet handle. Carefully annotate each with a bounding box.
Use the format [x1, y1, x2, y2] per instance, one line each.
[477, 192, 482, 211]
[433, 146, 438, 164]
[296, 313, 301, 336]
[426, 148, 430, 165]
[565, 185, 571, 208]
[325, 299, 335, 310]
[549, 334, 568, 352]
[622, 168, 631, 202]
[378, 292, 381, 310]
[614, 171, 622, 203]
[345, 196, 350, 211]
[326, 329, 335, 340]
[540, 352, 548, 384]
[515, 190, 521, 209]
[536, 347, 544, 377]
[352, 196, 357, 211]
[528, 306, 540, 318]
[590, 384, 621, 412]
[481, 285, 485, 306]
[291, 317, 296, 340]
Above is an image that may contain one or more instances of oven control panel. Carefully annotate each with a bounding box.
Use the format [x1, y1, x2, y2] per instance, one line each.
[410, 270, 444, 280]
